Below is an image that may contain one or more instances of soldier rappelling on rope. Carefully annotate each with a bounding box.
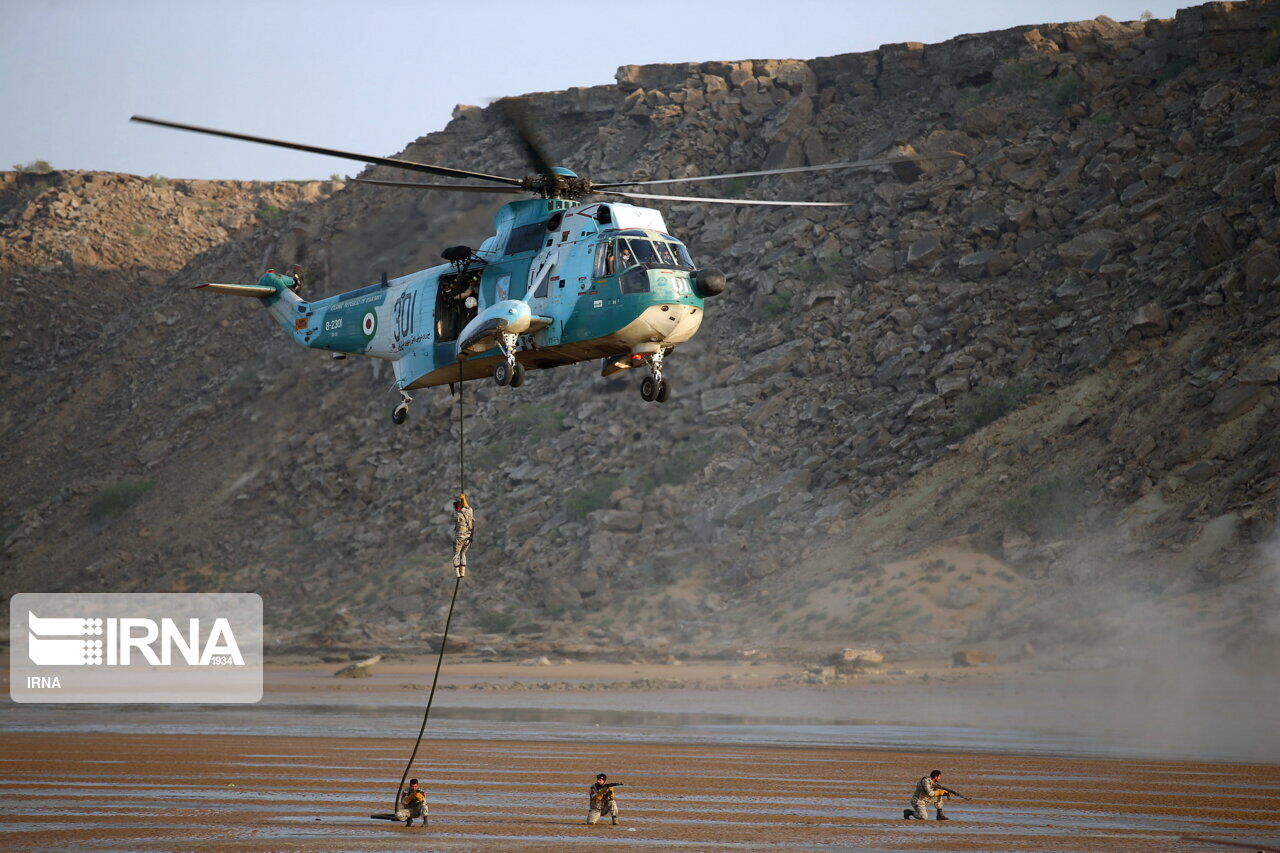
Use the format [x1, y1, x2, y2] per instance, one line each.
[453, 494, 474, 578]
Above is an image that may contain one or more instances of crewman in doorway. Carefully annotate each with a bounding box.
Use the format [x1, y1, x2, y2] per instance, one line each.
[905, 769, 950, 820]
[400, 778, 428, 827]
[587, 773, 621, 825]
[453, 494, 474, 578]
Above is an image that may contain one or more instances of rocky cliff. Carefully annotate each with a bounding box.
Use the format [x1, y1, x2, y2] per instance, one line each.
[3, 1, 1279, 666]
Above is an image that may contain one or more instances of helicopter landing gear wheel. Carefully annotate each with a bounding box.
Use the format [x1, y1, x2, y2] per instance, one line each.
[391, 391, 411, 425]
[639, 348, 667, 403]
[494, 331, 520, 389]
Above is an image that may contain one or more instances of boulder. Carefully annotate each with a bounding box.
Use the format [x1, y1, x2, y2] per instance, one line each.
[1243, 239, 1279, 293]
[936, 375, 970, 398]
[861, 246, 897, 281]
[333, 654, 381, 678]
[1238, 356, 1280, 386]
[822, 648, 884, 674]
[1127, 303, 1168, 337]
[761, 94, 814, 144]
[1193, 213, 1235, 267]
[1183, 461, 1217, 484]
[592, 509, 642, 533]
[957, 250, 997, 279]
[963, 105, 1006, 135]
[736, 340, 807, 383]
[952, 649, 995, 667]
[1057, 229, 1118, 267]
[907, 234, 943, 269]
[1209, 384, 1263, 422]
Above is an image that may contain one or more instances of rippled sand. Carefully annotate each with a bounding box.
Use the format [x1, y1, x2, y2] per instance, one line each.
[1, 731, 1276, 851]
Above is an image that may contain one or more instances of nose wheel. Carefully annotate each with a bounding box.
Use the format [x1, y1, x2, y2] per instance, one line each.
[638, 350, 671, 403]
[493, 360, 525, 387]
[391, 390, 411, 425]
[493, 332, 524, 388]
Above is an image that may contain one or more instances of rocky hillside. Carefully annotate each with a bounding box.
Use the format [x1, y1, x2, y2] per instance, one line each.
[3, 1, 1279, 667]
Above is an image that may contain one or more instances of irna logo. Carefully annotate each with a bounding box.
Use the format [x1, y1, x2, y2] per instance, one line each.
[27, 611, 244, 666]
[11, 593, 262, 704]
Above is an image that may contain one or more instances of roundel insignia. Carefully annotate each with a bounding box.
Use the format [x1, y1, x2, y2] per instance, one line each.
[361, 311, 377, 339]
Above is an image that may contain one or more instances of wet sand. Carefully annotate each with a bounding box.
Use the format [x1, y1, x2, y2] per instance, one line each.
[1, 731, 1277, 851]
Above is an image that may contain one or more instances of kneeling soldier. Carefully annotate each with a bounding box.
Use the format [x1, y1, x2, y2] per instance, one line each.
[906, 769, 950, 820]
[400, 778, 428, 827]
[587, 773, 620, 825]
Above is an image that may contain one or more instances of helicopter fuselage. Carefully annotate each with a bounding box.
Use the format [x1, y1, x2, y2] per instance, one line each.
[257, 198, 710, 391]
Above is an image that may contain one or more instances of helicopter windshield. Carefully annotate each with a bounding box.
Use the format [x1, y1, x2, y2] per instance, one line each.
[652, 241, 676, 266]
[612, 237, 694, 272]
[623, 238, 657, 266]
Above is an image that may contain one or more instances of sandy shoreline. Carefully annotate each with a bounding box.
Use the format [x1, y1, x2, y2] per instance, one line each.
[4, 661, 1279, 850]
[1, 731, 1277, 851]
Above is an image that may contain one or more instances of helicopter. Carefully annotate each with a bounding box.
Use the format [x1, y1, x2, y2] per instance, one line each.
[131, 105, 957, 423]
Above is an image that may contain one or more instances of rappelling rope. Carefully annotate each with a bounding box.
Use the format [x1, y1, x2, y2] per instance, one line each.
[388, 360, 468, 816]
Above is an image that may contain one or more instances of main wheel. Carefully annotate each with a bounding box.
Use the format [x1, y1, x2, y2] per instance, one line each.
[510, 362, 526, 388]
[640, 376, 657, 402]
[655, 378, 671, 403]
[391, 404, 408, 425]
[494, 361, 511, 386]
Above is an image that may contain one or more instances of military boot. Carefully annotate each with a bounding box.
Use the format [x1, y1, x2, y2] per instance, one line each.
[936, 812, 951, 820]
[903, 809, 914, 819]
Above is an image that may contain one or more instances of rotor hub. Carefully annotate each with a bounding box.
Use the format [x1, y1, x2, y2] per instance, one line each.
[521, 173, 593, 201]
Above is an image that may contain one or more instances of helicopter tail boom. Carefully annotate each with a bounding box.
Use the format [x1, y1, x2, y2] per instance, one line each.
[194, 282, 280, 297]
[195, 272, 313, 347]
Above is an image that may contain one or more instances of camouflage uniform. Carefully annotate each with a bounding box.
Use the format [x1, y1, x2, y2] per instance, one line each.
[453, 505, 474, 577]
[587, 783, 619, 825]
[400, 787, 428, 825]
[910, 775, 948, 820]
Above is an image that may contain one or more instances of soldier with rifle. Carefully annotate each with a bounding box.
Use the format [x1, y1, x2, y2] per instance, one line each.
[587, 773, 622, 825]
[905, 769, 969, 820]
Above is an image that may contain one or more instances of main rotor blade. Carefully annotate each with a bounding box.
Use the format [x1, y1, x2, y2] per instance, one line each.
[594, 152, 964, 188]
[353, 178, 524, 193]
[492, 97, 556, 177]
[597, 190, 848, 207]
[130, 115, 522, 186]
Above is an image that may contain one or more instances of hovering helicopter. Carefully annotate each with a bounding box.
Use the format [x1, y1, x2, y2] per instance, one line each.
[131, 106, 956, 423]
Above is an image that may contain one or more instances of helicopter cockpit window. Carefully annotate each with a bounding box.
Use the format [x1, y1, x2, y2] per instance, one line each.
[652, 241, 677, 267]
[593, 241, 615, 278]
[627, 238, 658, 266]
[671, 242, 695, 270]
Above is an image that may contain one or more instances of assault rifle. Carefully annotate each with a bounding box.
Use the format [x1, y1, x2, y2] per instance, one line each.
[937, 785, 971, 801]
